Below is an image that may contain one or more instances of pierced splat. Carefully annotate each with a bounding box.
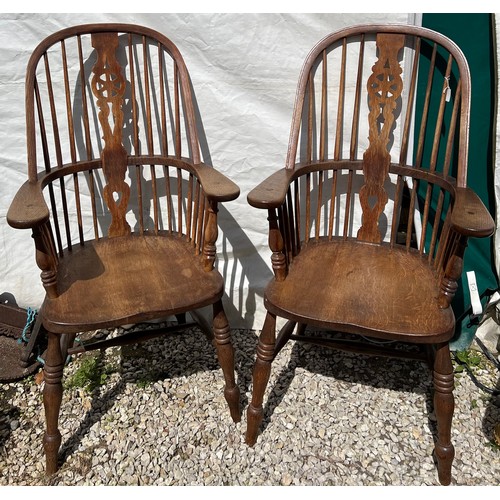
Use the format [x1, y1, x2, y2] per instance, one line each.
[245, 25, 495, 487]
[357, 33, 405, 243]
[91, 32, 131, 237]
[9, 24, 243, 478]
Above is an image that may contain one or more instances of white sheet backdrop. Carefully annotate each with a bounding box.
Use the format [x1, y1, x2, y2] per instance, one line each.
[0, 13, 416, 329]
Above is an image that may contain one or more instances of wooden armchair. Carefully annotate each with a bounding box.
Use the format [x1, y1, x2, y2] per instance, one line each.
[245, 24, 495, 485]
[7, 23, 241, 475]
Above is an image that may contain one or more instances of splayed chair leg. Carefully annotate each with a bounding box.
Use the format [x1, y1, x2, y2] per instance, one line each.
[43, 329, 64, 475]
[433, 342, 455, 485]
[212, 300, 241, 423]
[245, 311, 276, 446]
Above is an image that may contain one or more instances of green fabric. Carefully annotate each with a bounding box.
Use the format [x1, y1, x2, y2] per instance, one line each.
[419, 14, 498, 350]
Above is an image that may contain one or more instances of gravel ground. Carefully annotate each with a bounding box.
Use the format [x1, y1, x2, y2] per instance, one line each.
[0, 325, 499, 486]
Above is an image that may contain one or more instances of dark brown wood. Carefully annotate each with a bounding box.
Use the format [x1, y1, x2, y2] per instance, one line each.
[349, 35, 364, 161]
[246, 311, 276, 447]
[438, 233, 467, 309]
[203, 200, 218, 271]
[451, 187, 496, 237]
[8, 23, 240, 475]
[42, 330, 64, 475]
[274, 319, 297, 358]
[66, 322, 198, 355]
[265, 239, 455, 343]
[246, 24, 494, 486]
[289, 333, 429, 362]
[91, 32, 131, 238]
[433, 343, 455, 485]
[213, 300, 241, 423]
[399, 37, 421, 165]
[334, 38, 346, 162]
[357, 33, 404, 244]
[33, 223, 58, 299]
[319, 50, 327, 162]
[268, 209, 287, 281]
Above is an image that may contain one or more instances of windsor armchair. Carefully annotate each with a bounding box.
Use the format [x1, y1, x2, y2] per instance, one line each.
[245, 24, 494, 485]
[7, 24, 241, 475]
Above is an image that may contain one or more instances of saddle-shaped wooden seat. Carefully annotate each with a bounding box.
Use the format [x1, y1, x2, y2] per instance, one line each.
[42, 234, 225, 333]
[265, 239, 455, 341]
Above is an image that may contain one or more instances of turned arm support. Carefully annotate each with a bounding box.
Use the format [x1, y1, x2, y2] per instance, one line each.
[248, 169, 296, 280]
[438, 231, 468, 309]
[192, 164, 239, 272]
[267, 208, 287, 281]
[202, 199, 219, 272]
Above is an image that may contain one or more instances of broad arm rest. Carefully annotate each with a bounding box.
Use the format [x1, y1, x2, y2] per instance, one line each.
[7, 180, 50, 229]
[247, 168, 296, 209]
[450, 187, 495, 238]
[192, 163, 240, 202]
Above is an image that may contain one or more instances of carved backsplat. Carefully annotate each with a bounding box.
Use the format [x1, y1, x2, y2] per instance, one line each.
[357, 33, 405, 243]
[91, 33, 131, 237]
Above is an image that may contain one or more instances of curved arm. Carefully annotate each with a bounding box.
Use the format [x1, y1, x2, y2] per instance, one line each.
[247, 168, 296, 209]
[450, 187, 495, 238]
[192, 163, 240, 202]
[7, 180, 50, 229]
[7, 180, 58, 297]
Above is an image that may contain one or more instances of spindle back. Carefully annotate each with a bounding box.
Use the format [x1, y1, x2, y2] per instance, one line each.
[277, 24, 470, 274]
[26, 24, 209, 253]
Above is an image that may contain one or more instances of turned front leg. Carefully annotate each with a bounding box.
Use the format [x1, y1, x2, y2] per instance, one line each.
[43, 330, 64, 475]
[433, 342, 455, 485]
[213, 300, 241, 423]
[245, 312, 276, 446]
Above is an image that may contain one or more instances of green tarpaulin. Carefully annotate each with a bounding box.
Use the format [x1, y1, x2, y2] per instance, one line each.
[419, 13, 498, 350]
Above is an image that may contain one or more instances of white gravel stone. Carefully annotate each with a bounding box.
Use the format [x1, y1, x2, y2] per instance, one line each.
[0, 327, 499, 485]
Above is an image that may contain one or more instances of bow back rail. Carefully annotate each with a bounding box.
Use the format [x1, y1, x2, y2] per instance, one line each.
[284, 24, 471, 188]
[15, 24, 240, 258]
[248, 24, 479, 284]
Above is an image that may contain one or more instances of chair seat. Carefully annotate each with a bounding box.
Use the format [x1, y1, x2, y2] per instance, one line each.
[42, 234, 224, 333]
[265, 239, 455, 343]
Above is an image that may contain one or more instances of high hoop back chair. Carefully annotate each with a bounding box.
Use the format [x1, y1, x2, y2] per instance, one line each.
[245, 24, 494, 485]
[7, 24, 241, 475]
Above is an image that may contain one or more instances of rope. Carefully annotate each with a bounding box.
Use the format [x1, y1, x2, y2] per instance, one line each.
[17, 307, 45, 366]
[18, 307, 37, 344]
